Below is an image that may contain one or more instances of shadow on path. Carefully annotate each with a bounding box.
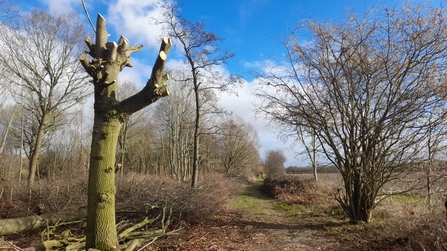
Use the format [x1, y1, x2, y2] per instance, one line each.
[224, 180, 347, 231]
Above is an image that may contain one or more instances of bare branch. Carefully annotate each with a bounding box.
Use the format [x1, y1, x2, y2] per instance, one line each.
[84, 36, 94, 56]
[82, 0, 96, 33]
[79, 54, 93, 76]
[119, 37, 171, 115]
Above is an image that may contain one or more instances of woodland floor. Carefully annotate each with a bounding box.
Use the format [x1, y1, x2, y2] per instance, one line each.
[149, 181, 345, 251]
[1, 177, 436, 250]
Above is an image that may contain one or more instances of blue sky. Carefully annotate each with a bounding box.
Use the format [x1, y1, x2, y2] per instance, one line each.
[16, 0, 437, 167]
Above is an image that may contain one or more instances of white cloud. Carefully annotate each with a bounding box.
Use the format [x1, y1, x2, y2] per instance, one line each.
[106, 0, 165, 51]
[42, 0, 80, 13]
[218, 57, 308, 167]
[117, 58, 153, 87]
[217, 77, 301, 166]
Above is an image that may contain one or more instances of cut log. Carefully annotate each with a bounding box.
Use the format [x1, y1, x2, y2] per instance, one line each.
[0, 214, 85, 236]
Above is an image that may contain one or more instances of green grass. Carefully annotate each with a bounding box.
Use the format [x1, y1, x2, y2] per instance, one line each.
[227, 181, 314, 217]
[272, 201, 312, 216]
[225, 181, 272, 215]
[392, 194, 426, 204]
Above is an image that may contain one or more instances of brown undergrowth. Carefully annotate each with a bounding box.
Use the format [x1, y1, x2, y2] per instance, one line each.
[0, 173, 244, 249]
[2, 172, 446, 250]
[260, 174, 447, 251]
[115, 173, 244, 228]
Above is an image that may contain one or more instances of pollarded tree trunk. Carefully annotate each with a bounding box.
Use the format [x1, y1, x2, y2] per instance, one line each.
[80, 14, 171, 250]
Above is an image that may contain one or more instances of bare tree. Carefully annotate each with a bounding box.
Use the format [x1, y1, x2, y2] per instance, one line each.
[264, 150, 286, 177]
[257, 3, 447, 222]
[117, 80, 149, 174]
[294, 126, 319, 181]
[122, 121, 160, 174]
[79, 13, 171, 249]
[218, 117, 260, 176]
[155, 67, 196, 180]
[0, 9, 90, 185]
[158, 2, 241, 188]
[0, 104, 19, 154]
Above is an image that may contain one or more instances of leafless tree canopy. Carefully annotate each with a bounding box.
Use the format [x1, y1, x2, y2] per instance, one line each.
[0, 9, 89, 185]
[257, 3, 447, 222]
[264, 150, 286, 177]
[218, 116, 260, 175]
[157, 2, 242, 188]
[0, 0, 19, 22]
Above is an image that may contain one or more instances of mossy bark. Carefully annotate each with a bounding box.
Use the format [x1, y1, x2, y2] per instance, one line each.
[86, 75, 122, 249]
[80, 14, 171, 250]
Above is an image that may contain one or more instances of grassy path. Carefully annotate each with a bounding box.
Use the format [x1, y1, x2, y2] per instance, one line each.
[225, 180, 280, 217]
[154, 181, 343, 250]
[218, 181, 342, 251]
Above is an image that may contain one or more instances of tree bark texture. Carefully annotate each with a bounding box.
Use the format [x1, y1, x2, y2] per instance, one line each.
[28, 115, 47, 186]
[80, 14, 171, 250]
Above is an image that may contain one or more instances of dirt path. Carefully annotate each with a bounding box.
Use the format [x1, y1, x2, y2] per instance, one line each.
[154, 182, 343, 251]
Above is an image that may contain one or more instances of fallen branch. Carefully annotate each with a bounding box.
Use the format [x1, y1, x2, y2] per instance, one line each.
[9, 206, 176, 250]
[118, 215, 159, 239]
[0, 212, 85, 236]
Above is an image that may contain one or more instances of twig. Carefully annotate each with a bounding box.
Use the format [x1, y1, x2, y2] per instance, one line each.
[0, 239, 22, 251]
[82, 0, 96, 33]
[137, 236, 159, 251]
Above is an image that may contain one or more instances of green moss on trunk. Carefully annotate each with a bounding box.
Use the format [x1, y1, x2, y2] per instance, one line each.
[81, 14, 171, 250]
[86, 115, 122, 249]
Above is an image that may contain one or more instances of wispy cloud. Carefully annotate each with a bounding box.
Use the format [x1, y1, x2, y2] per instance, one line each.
[41, 0, 81, 13]
[238, 0, 270, 27]
[216, 75, 296, 164]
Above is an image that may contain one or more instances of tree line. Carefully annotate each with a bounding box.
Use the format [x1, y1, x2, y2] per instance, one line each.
[0, 2, 263, 249]
[0, 5, 261, 187]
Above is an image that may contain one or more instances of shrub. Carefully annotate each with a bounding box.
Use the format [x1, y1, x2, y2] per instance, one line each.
[260, 174, 337, 209]
[0, 173, 88, 219]
[261, 175, 312, 198]
[115, 173, 244, 228]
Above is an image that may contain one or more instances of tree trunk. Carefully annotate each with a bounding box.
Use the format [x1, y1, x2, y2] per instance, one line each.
[80, 14, 171, 250]
[86, 113, 122, 249]
[28, 115, 47, 186]
[191, 85, 200, 188]
[312, 132, 317, 182]
[427, 160, 432, 207]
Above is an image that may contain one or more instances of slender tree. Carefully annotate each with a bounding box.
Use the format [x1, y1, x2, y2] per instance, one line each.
[158, 2, 240, 188]
[295, 126, 319, 181]
[79, 13, 171, 249]
[155, 67, 196, 180]
[117, 80, 148, 174]
[0, 9, 90, 185]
